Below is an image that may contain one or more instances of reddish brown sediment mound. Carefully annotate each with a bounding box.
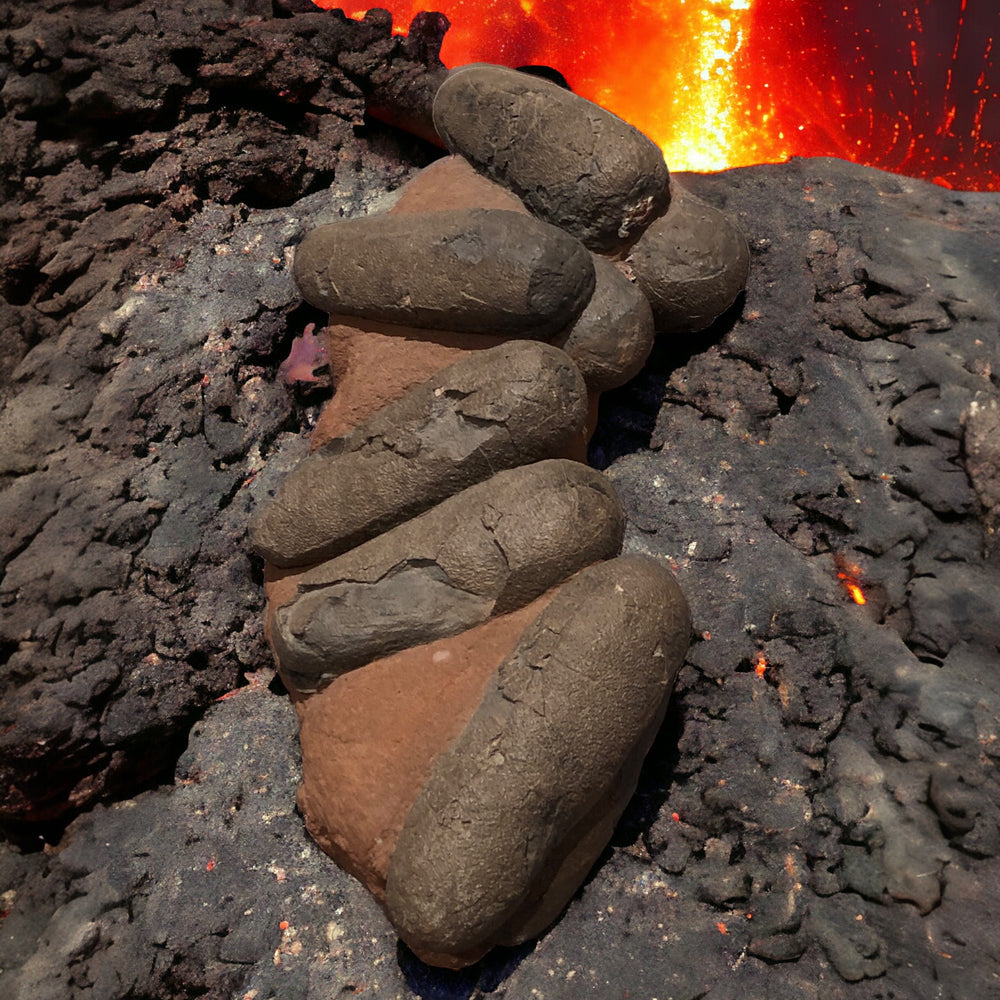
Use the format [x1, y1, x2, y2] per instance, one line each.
[251, 61, 745, 966]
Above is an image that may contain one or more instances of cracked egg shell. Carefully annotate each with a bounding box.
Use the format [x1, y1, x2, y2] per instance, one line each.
[267, 459, 624, 691]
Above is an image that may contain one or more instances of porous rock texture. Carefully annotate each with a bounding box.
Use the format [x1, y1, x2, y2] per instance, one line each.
[3, 1, 1000, 998]
[0, 0, 448, 830]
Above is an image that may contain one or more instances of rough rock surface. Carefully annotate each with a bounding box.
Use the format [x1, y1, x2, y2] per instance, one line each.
[433, 63, 671, 252]
[3, 1, 1000, 997]
[292, 207, 596, 336]
[268, 459, 624, 691]
[249, 340, 589, 567]
[963, 392, 1000, 548]
[0, 0, 441, 827]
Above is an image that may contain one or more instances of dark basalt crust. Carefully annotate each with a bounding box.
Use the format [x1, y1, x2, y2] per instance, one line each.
[432, 64, 671, 253]
[12, 4, 1000, 998]
[384, 555, 691, 966]
[269, 459, 625, 691]
[292, 207, 596, 338]
[249, 340, 588, 567]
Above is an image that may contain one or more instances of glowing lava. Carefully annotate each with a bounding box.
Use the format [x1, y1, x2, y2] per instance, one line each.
[834, 554, 868, 606]
[318, 0, 999, 190]
[838, 575, 868, 606]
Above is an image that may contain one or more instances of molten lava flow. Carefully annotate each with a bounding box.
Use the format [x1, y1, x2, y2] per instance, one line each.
[319, 0, 998, 191]
[834, 554, 867, 606]
[838, 575, 867, 606]
[752, 651, 768, 677]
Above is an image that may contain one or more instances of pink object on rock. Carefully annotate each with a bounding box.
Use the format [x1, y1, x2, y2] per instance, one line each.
[278, 323, 328, 385]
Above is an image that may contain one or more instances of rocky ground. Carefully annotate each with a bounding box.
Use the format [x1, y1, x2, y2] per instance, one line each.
[2, 2, 1000, 998]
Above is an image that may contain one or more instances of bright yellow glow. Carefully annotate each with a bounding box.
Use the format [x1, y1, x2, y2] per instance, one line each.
[643, 1, 762, 172]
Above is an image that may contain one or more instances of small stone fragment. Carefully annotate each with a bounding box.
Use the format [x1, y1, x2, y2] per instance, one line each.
[625, 181, 750, 333]
[268, 459, 624, 691]
[249, 341, 587, 567]
[963, 391, 1000, 541]
[293, 207, 595, 339]
[808, 896, 890, 982]
[554, 254, 655, 391]
[384, 555, 691, 967]
[432, 64, 670, 253]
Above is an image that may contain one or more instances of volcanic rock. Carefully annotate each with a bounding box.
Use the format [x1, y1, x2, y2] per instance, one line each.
[625, 180, 751, 333]
[432, 63, 671, 252]
[294, 592, 557, 910]
[963, 391, 1000, 544]
[384, 555, 691, 966]
[362, 10, 451, 146]
[554, 254, 656, 391]
[292, 207, 595, 338]
[0, 0, 443, 829]
[306, 157, 530, 445]
[6, 0, 1000, 995]
[267, 459, 624, 691]
[249, 340, 588, 567]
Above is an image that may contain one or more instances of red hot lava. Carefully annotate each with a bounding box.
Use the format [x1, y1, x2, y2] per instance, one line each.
[318, 0, 999, 191]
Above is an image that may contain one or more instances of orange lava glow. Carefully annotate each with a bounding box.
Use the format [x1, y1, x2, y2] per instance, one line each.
[838, 574, 868, 606]
[834, 554, 867, 605]
[319, 1, 999, 191]
[752, 651, 768, 677]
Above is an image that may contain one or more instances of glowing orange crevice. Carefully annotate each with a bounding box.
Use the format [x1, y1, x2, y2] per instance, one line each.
[752, 651, 768, 677]
[838, 573, 867, 606]
[318, 1, 999, 191]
